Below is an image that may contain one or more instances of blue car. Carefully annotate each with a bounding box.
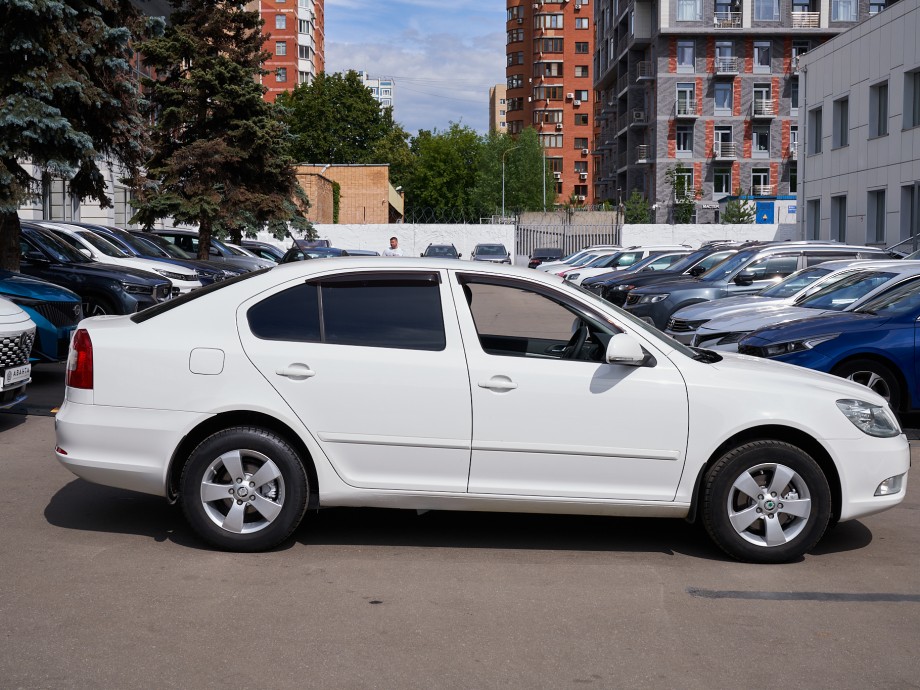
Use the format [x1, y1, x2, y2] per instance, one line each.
[739, 275, 920, 412]
[0, 271, 83, 363]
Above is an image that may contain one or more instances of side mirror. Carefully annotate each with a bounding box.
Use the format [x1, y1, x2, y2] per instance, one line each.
[734, 271, 755, 286]
[79, 248, 92, 258]
[688, 265, 706, 277]
[420, 253, 425, 257]
[605, 333, 646, 366]
[458, 253, 462, 258]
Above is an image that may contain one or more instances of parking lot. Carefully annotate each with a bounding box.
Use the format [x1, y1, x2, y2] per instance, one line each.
[1, 366, 919, 688]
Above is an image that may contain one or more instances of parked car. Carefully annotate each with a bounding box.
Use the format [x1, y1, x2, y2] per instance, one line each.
[739, 274, 920, 413]
[152, 230, 274, 272]
[582, 245, 742, 306]
[421, 244, 461, 259]
[688, 261, 920, 351]
[241, 240, 286, 263]
[0, 296, 36, 410]
[528, 247, 564, 269]
[470, 243, 511, 264]
[624, 242, 890, 329]
[19, 223, 173, 316]
[665, 260, 883, 344]
[343, 249, 381, 256]
[552, 249, 622, 277]
[536, 245, 620, 273]
[280, 246, 350, 263]
[0, 271, 82, 363]
[562, 245, 692, 284]
[55, 260, 909, 562]
[39, 222, 202, 294]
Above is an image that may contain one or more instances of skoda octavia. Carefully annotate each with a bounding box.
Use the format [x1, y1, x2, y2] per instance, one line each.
[55, 260, 909, 562]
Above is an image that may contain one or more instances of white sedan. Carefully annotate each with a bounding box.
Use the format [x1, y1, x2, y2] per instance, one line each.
[0, 297, 36, 410]
[54, 259, 910, 562]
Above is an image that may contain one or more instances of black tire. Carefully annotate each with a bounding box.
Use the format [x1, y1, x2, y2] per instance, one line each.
[83, 294, 117, 317]
[832, 359, 902, 412]
[702, 440, 831, 563]
[180, 426, 309, 552]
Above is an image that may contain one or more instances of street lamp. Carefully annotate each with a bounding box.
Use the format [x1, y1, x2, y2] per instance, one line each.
[502, 145, 522, 221]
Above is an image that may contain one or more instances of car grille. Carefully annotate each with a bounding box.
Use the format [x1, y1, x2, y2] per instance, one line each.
[666, 318, 707, 333]
[30, 301, 83, 328]
[0, 328, 36, 368]
[156, 284, 172, 301]
[604, 289, 628, 307]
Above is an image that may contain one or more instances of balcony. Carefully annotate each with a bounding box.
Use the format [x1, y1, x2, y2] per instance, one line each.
[713, 11, 742, 27]
[791, 11, 820, 27]
[617, 151, 628, 170]
[636, 61, 655, 80]
[617, 112, 628, 131]
[753, 185, 775, 196]
[675, 100, 700, 118]
[752, 99, 777, 118]
[629, 109, 648, 127]
[714, 56, 740, 75]
[636, 145, 651, 163]
[712, 141, 738, 159]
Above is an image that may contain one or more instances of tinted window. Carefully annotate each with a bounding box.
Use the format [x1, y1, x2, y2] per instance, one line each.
[805, 252, 864, 266]
[321, 275, 445, 350]
[247, 283, 321, 341]
[855, 276, 920, 316]
[475, 245, 508, 256]
[742, 255, 799, 281]
[759, 266, 832, 298]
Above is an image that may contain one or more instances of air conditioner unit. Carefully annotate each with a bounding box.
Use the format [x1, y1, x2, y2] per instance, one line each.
[575, 2, 582, 9]
[573, 99, 582, 106]
[517, 17, 523, 23]
[555, 123, 563, 130]
[527, 96, 533, 102]
[580, 172, 588, 179]
[566, 92, 574, 99]
[581, 148, 589, 155]
[553, 172, 562, 179]
[577, 195, 586, 201]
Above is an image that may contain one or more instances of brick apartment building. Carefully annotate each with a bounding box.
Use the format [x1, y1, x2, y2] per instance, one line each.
[593, 0, 895, 223]
[251, 0, 325, 102]
[505, 0, 597, 204]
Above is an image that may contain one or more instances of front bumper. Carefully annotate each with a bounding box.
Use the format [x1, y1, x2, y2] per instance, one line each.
[825, 433, 910, 521]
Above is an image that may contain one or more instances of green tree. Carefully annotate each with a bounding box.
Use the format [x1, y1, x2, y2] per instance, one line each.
[0, 0, 150, 271]
[665, 163, 697, 224]
[367, 113, 414, 188]
[403, 123, 482, 220]
[623, 190, 651, 224]
[721, 188, 756, 224]
[132, 0, 311, 256]
[472, 128, 554, 217]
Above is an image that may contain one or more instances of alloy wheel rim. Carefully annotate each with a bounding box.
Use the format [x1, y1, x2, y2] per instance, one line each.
[200, 449, 285, 534]
[726, 462, 812, 548]
[845, 371, 891, 402]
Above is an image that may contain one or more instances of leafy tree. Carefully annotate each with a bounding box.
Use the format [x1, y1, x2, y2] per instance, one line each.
[665, 163, 698, 224]
[132, 0, 311, 256]
[472, 128, 554, 217]
[0, 0, 151, 271]
[721, 188, 756, 224]
[403, 123, 482, 219]
[367, 113, 414, 188]
[623, 190, 651, 224]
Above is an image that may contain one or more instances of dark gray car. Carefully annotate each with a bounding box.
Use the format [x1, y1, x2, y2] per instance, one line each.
[153, 230, 274, 272]
[624, 242, 892, 329]
[471, 243, 511, 264]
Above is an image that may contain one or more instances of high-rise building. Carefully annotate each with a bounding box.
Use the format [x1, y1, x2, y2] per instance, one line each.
[489, 84, 509, 133]
[251, 0, 325, 102]
[357, 71, 396, 109]
[505, 0, 597, 204]
[593, 0, 894, 223]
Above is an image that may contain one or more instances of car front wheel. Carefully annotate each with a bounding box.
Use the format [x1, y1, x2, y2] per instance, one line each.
[702, 440, 831, 563]
[180, 427, 309, 552]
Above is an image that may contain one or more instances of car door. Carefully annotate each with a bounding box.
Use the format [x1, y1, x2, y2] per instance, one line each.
[453, 274, 689, 502]
[237, 269, 473, 492]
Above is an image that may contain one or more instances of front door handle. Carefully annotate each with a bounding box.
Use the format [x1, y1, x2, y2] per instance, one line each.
[478, 376, 518, 392]
[276, 363, 316, 380]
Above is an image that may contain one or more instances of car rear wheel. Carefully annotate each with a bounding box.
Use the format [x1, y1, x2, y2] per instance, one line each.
[832, 359, 902, 412]
[83, 295, 116, 317]
[702, 440, 831, 563]
[180, 427, 308, 552]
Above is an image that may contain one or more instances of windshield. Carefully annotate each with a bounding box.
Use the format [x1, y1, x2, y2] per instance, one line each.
[534, 248, 562, 259]
[698, 250, 758, 282]
[426, 246, 458, 257]
[141, 233, 194, 259]
[584, 252, 623, 268]
[76, 231, 129, 258]
[759, 266, 832, 298]
[26, 228, 91, 263]
[622, 253, 672, 273]
[796, 270, 897, 310]
[111, 230, 168, 258]
[476, 245, 508, 256]
[855, 276, 920, 316]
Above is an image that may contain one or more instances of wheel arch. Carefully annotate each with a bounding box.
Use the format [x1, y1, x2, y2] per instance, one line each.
[830, 353, 909, 411]
[166, 411, 319, 509]
[686, 424, 841, 524]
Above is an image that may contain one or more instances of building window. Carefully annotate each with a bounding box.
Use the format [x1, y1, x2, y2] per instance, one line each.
[536, 13, 564, 28]
[534, 109, 564, 124]
[676, 124, 693, 157]
[508, 51, 525, 66]
[575, 17, 589, 28]
[789, 164, 797, 193]
[275, 14, 286, 29]
[507, 29, 524, 43]
[535, 37, 564, 53]
[574, 137, 589, 149]
[752, 167, 770, 192]
[574, 161, 588, 173]
[508, 74, 523, 89]
[299, 45, 311, 59]
[903, 184, 920, 241]
[833, 97, 849, 147]
[575, 65, 589, 77]
[753, 41, 771, 73]
[753, 126, 770, 157]
[677, 0, 701, 21]
[791, 78, 799, 114]
[870, 81, 889, 137]
[790, 124, 799, 159]
[869, 0, 887, 12]
[868, 190, 886, 243]
[575, 113, 589, 125]
[792, 40, 810, 63]
[574, 90, 589, 101]
[509, 121, 523, 135]
[574, 185, 588, 197]
[808, 106, 822, 154]
[535, 61, 563, 77]
[276, 67, 287, 83]
[904, 71, 920, 129]
[674, 169, 694, 199]
[754, 0, 779, 20]
[677, 41, 695, 72]
[540, 134, 564, 147]
[714, 167, 732, 195]
[276, 41, 287, 56]
[714, 82, 732, 114]
[676, 82, 696, 115]
[298, 19, 309, 33]
[831, 0, 857, 20]
[831, 195, 847, 242]
[807, 199, 821, 239]
[575, 42, 589, 54]
[547, 157, 563, 173]
[533, 85, 564, 100]
[298, 71, 309, 84]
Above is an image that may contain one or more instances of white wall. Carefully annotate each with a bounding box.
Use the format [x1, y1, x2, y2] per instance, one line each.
[620, 223, 801, 246]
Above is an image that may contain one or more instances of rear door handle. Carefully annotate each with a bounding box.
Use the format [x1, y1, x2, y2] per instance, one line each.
[275, 363, 316, 380]
[478, 376, 518, 392]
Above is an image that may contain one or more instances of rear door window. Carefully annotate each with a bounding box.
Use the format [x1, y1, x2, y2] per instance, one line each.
[742, 254, 800, 280]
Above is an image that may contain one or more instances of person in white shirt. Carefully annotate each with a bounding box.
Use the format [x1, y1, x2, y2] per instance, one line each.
[383, 236, 404, 257]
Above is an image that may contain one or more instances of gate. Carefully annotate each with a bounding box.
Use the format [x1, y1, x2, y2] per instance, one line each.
[515, 221, 619, 260]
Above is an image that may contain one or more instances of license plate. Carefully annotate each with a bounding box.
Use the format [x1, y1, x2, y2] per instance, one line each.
[3, 363, 31, 388]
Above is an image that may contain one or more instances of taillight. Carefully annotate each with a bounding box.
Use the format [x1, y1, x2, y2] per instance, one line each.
[66, 328, 93, 389]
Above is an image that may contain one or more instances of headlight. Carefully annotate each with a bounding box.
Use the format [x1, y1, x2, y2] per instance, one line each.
[613, 284, 635, 291]
[121, 282, 153, 295]
[154, 269, 194, 281]
[636, 293, 669, 304]
[566, 273, 580, 281]
[836, 399, 901, 438]
[761, 333, 839, 358]
[4, 295, 43, 307]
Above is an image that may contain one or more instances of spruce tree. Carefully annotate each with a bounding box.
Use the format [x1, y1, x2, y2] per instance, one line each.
[132, 0, 311, 256]
[623, 190, 651, 224]
[0, 0, 150, 271]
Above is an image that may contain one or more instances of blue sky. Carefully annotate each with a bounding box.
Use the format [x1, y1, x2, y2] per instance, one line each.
[325, 0, 507, 135]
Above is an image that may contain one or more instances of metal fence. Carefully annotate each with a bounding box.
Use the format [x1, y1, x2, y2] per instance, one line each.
[515, 222, 619, 259]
